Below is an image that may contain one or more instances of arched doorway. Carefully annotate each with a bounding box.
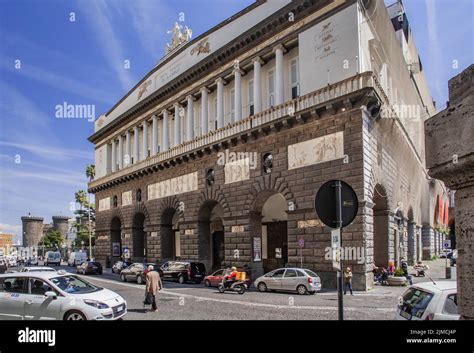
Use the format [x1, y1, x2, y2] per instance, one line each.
[198, 201, 224, 271]
[373, 184, 389, 268]
[110, 217, 122, 262]
[161, 208, 179, 261]
[132, 213, 146, 262]
[253, 192, 288, 274]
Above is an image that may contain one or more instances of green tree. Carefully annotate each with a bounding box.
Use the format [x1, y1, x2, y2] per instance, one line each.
[86, 164, 95, 182]
[42, 230, 64, 248]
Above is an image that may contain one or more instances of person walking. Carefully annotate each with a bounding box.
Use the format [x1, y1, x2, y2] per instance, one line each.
[145, 265, 162, 312]
[343, 266, 353, 295]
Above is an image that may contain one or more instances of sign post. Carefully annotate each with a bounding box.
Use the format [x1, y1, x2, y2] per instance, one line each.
[298, 238, 305, 268]
[315, 180, 358, 321]
[443, 239, 451, 279]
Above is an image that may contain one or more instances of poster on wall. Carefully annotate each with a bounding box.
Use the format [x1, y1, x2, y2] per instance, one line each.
[253, 237, 262, 262]
[112, 242, 121, 257]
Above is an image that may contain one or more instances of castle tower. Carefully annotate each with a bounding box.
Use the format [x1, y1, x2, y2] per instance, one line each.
[52, 215, 70, 240]
[21, 215, 44, 248]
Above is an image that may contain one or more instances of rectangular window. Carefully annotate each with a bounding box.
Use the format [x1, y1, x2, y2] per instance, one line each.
[290, 58, 300, 99]
[268, 69, 275, 107]
[213, 97, 218, 130]
[248, 79, 254, 116]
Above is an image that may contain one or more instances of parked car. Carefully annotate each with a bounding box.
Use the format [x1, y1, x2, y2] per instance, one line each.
[7, 256, 17, 267]
[112, 260, 131, 274]
[0, 271, 126, 320]
[77, 261, 103, 275]
[161, 261, 206, 284]
[396, 281, 458, 320]
[204, 268, 252, 288]
[120, 263, 163, 284]
[254, 268, 322, 295]
[68, 251, 88, 267]
[20, 266, 57, 273]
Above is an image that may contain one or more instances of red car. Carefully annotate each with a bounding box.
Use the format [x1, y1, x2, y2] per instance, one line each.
[204, 268, 252, 288]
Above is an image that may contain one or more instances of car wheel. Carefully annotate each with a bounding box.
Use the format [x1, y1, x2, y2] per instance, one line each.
[178, 275, 185, 284]
[121, 274, 126, 282]
[297, 285, 308, 295]
[204, 280, 211, 287]
[257, 282, 267, 292]
[64, 310, 86, 321]
[137, 275, 143, 285]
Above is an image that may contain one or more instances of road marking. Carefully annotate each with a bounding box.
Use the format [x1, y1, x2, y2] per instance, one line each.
[83, 276, 396, 313]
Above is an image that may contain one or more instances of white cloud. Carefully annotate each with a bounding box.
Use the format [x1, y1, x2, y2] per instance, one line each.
[0, 55, 116, 105]
[79, 0, 135, 92]
[0, 141, 93, 161]
[0, 223, 22, 237]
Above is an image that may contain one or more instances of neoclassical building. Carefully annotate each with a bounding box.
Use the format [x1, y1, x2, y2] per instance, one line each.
[88, 0, 447, 290]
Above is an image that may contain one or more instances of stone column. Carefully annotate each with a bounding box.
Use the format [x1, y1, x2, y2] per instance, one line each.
[118, 135, 123, 170]
[111, 139, 116, 172]
[133, 126, 139, 164]
[174, 103, 181, 146]
[216, 78, 225, 129]
[274, 44, 285, 106]
[201, 88, 209, 135]
[141, 120, 148, 160]
[233, 68, 243, 122]
[162, 110, 169, 151]
[253, 57, 263, 114]
[125, 131, 131, 166]
[186, 95, 194, 140]
[424, 64, 474, 320]
[151, 115, 158, 155]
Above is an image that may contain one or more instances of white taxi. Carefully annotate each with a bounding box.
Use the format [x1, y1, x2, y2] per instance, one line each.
[0, 271, 127, 320]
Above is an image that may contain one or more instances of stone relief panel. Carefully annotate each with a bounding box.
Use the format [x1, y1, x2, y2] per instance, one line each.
[122, 191, 132, 207]
[98, 197, 111, 212]
[288, 131, 344, 170]
[224, 158, 250, 184]
[147, 172, 198, 200]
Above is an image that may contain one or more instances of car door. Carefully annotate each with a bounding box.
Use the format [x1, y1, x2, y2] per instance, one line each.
[281, 269, 299, 291]
[211, 270, 224, 286]
[24, 278, 62, 320]
[435, 292, 460, 320]
[266, 269, 285, 290]
[0, 276, 27, 319]
[125, 265, 135, 280]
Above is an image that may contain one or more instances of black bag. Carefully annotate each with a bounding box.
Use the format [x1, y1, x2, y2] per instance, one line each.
[143, 292, 153, 306]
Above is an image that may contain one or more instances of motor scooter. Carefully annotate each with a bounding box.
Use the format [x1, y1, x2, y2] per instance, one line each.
[218, 277, 247, 294]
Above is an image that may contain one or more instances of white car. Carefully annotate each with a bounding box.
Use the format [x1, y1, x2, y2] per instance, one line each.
[396, 281, 459, 320]
[0, 271, 127, 320]
[68, 251, 88, 267]
[7, 257, 17, 267]
[20, 266, 57, 273]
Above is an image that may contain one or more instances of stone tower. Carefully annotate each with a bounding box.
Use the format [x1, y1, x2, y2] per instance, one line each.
[52, 215, 70, 240]
[21, 215, 44, 248]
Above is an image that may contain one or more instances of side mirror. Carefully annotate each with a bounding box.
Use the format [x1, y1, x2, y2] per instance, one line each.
[44, 291, 57, 300]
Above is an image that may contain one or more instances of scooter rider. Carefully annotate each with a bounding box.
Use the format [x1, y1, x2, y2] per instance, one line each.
[224, 266, 238, 288]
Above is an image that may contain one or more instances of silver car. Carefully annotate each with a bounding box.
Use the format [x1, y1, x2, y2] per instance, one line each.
[254, 268, 322, 295]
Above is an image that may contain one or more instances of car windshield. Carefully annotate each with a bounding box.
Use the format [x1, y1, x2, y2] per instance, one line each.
[400, 288, 434, 319]
[50, 275, 102, 294]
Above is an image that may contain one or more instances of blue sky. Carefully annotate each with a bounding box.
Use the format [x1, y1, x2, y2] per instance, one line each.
[0, 0, 472, 244]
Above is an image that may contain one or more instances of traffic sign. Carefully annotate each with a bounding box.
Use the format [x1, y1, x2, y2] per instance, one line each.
[315, 180, 359, 228]
[443, 240, 451, 249]
[298, 238, 305, 248]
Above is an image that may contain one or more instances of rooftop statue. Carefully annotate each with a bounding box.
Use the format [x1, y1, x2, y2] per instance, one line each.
[166, 22, 192, 54]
